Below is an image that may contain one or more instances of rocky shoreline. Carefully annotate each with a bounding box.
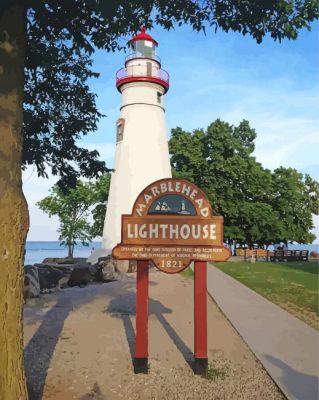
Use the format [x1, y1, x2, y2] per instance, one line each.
[23, 256, 118, 301]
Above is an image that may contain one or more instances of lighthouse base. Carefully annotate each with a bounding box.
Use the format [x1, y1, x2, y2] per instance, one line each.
[87, 248, 111, 265]
[87, 250, 136, 274]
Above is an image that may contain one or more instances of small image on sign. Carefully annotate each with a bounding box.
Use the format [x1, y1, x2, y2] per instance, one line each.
[148, 194, 196, 215]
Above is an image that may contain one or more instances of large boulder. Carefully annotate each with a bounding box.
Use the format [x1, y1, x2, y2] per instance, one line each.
[68, 262, 98, 287]
[41, 257, 88, 265]
[23, 265, 40, 300]
[95, 256, 118, 281]
[35, 264, 73, 292]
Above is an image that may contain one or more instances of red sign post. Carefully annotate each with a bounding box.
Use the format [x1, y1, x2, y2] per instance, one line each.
[112, 178, 231, 373]
[194, 261, 208, 373]
[135, 260, 149, 373]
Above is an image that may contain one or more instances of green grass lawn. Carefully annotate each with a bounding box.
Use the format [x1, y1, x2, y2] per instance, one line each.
[180, 266, 194, 279]
[215, 261, 319, 329]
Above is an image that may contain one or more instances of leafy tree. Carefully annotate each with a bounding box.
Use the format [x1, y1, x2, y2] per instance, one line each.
[270, 167, 319, 244]
[1, 1, 318, 398]
[37, 183, 94, 258]
[91, 174, 111, 238]
[37, 174, 110, 257]
[24, 24, 106, 189]
[169, 119, 318, 248]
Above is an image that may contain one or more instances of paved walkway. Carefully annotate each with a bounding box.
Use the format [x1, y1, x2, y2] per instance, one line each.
[206, 264, 319, 400]
[24, 271, 283, 400]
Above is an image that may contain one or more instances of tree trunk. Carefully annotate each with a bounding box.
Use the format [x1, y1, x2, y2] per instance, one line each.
[0, 2, 29, 399]
[68, 243, 73, 258]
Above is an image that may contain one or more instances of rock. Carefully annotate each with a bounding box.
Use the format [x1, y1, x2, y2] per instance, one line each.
[41, 257, 88, 265]
[95, 257, 118, 281]
[116, 260, 130, 273]
[36, 264, 74, 292]
[68, 262, 98, 287]
[24, 265, 40, 300]
[128, 260, 137, 273]
[41, 257, 73, 265]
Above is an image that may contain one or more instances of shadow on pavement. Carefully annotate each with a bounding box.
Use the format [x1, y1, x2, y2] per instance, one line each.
[264, 354, 319, 400]
[107, 276, 193, 371]
[24, 284, 108, 400]
[24, 295, 72, 400]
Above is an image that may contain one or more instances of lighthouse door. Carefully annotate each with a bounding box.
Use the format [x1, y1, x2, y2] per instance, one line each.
[146, 62, 152, 77]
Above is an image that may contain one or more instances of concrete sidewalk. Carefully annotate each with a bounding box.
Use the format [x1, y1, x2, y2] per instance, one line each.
[207, 264, 319, 400]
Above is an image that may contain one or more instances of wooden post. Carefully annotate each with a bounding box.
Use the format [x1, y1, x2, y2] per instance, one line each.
[134, 260, 149, 373]
[194, 261, 208, 374]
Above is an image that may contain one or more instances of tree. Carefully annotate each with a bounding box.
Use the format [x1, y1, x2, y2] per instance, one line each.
[24, 4, 108, 189]
[270, 167, 319, 244]
[91, 174, 111, 238]
[169, 119, 318, 247]
[37, 174, 110, 257]
[38, 183, 93, 258]
[0, 5, 29, 399]
[1, 1, 318, 398]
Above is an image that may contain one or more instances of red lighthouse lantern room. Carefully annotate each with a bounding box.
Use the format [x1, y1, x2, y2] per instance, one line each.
[116, 27, 169, 93]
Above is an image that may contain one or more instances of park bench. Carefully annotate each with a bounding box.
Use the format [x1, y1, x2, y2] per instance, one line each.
[269, 250, 309, 262]
[244, 249, 269, 261]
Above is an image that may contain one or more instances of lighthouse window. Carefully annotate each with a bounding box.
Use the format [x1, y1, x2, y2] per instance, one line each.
[116, 118, 125, 142]
[157, 92, 162, 104]
[136, 40, 154, 58]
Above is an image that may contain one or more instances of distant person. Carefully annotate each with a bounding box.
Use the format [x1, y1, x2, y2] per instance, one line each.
[91, 247, 95, 254]
[282, 243, 288, 252]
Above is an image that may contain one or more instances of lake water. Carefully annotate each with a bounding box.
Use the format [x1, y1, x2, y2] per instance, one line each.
[25, 241, 102, 265]
[25, 241, 319, 265]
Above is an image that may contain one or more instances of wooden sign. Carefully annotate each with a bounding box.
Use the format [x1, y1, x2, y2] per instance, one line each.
[112, 178, 231, 273]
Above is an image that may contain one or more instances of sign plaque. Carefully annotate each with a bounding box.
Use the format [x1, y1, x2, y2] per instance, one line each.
[112, 178, 231, 374]
[112, 178, 231, 273]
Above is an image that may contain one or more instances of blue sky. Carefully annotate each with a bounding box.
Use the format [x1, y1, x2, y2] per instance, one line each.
[23, 22, 319, 241]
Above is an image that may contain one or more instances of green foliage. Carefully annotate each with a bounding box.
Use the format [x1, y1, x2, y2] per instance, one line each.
[23, 4, 108, 189]
[169, 119, 318, 247]
[91, 174, 111, 238]
[180, 266, 194, 279]
[19, 0, 318, 189]
[201, 363, 227, 381]
[270, 168, 319, 244]
[37, 175, 110, 257]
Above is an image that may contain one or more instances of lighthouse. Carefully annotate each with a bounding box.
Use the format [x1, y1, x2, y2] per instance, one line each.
[101, 28, 172, 256]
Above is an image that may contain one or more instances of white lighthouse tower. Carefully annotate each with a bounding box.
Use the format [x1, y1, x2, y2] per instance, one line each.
[101, 28, 172, 256]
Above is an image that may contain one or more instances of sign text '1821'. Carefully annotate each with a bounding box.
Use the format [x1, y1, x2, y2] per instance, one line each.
[160, 260, 183, 269]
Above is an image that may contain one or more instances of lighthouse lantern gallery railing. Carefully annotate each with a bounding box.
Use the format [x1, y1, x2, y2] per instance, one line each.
[125, 52, 162, 64]
[113, 178, 231, 374]
[116, 65, 169, 86]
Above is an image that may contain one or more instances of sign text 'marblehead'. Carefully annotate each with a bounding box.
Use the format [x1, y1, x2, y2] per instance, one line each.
[134, 181, 210, 217]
